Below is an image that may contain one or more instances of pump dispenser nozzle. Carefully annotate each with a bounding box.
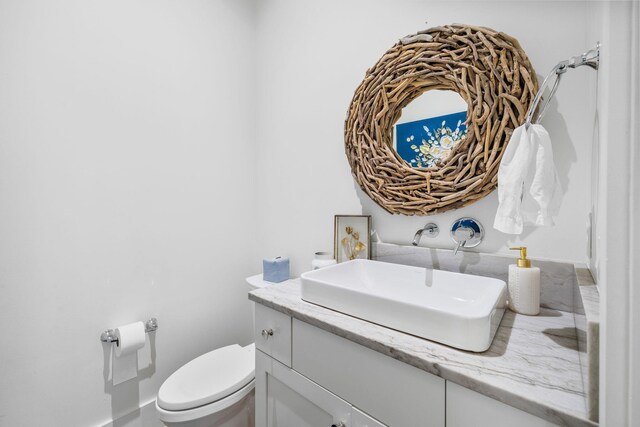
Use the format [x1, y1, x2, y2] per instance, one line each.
[509, 247, 531, 268]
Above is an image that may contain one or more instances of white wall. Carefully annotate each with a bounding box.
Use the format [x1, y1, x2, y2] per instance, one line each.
[0, 1, 259, 426]
[586, 2, 640, 425]
[255, 0, 597, 277]
[586, 1, 604, 287]
[0, 1, 610, 426]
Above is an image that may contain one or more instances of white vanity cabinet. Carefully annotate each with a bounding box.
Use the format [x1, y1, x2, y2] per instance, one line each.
[352, 407, 386, 427]
[254, 305, 443, 427]
[255, 350, 353, 427]
[446, 382, 557, 427]
[292, 319, 445, 426]
[254, 304, 558, 427]
[254, 303, 292, 367]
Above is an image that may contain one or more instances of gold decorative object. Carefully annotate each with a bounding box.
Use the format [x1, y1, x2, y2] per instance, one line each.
[344, 24, 539, 215]
[334, 215, 372, 263]
[341, 227, 367, 260]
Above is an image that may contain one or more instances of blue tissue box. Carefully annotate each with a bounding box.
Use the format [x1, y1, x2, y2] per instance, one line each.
[263, 257, 289, 283]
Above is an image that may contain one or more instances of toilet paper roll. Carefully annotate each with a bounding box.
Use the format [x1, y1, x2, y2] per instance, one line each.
[112, 321, 146, 385]
[114, 322, 146, 357]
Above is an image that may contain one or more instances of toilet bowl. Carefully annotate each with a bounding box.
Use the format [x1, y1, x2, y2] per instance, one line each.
[156, 343, 255, 427]
[156, 274, 277, 427]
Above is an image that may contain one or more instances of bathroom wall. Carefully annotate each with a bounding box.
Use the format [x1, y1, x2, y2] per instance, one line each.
[0, 1, 609, 426]
[586, 1, 603, 287]
[255, 0, 598, 277]
[584, 2, 640, 425]
[0, 1, 258, 426]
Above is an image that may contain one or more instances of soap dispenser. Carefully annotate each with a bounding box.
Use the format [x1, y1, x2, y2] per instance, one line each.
[507, 247, 540, 315]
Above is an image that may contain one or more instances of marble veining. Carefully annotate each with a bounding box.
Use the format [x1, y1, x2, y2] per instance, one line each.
[374, 242, 576, 312]
[250, 279, 596, 427]
[574, 266, 600, 422]
[575, 267, 600, 322]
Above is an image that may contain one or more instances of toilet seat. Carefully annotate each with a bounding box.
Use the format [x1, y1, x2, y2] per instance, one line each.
[156, 378, 255, 423]
[156, 343, 255, 423]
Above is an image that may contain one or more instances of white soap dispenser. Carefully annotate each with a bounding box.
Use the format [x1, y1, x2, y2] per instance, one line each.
[507, 247, 540, 315]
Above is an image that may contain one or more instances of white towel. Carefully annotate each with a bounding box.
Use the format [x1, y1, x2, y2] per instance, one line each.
[493, 124, 561, 234]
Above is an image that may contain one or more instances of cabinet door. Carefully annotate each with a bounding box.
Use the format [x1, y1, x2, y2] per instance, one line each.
[446, 382, 558, 427]
[352, 407, 386, 427]
[255, 350, 351, 427]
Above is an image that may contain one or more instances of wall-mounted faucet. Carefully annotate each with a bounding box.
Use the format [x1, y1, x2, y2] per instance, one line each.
[450, 218, 484, 255]
[413, 223, 439, 246]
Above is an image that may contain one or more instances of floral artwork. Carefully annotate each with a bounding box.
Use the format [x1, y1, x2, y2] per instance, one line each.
[334, 215, 371, 263]
[341, 226, 367, 261]
[395, 111, 468, 168]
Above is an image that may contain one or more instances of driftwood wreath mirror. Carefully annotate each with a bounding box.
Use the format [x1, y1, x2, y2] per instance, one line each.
[345, 24, 539, 215]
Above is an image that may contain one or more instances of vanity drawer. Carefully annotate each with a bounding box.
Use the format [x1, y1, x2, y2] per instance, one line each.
[254, 303, 292, 367]
[292, 319, 445, 426]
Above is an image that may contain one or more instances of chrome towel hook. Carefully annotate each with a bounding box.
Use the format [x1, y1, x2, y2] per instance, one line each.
[525, 42, 600, 127]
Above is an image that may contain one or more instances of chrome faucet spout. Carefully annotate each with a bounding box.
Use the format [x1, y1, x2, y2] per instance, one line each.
[412, 230, 424, 246]
[412, 223, 439, 246]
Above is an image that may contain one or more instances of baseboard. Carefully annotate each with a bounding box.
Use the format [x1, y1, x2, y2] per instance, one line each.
[101, 399, 163, 427]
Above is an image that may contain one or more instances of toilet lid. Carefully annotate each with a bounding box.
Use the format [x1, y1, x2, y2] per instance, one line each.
[157, 343, 255, 411]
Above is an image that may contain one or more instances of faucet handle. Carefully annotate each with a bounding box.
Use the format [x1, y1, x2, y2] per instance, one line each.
[450, 218, 484, 253]
[453, 226, 474, 241]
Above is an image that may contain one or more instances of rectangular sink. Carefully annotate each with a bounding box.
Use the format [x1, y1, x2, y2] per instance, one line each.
[300, 259, 507, 352]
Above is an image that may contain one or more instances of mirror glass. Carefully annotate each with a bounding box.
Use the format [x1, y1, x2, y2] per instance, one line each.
[393, 90, 468, 168]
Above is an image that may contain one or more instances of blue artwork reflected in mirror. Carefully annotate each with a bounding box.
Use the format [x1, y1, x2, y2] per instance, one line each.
[395, 111, 468, 168]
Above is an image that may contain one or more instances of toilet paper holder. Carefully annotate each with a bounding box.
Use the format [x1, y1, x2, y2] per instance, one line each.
[100, 318, 158, 345]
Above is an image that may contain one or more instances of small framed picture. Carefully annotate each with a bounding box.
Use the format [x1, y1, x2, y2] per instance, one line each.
[334, 215, 372, 263]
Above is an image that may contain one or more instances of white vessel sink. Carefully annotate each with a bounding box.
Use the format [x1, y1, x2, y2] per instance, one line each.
[300, 259, 507, 352]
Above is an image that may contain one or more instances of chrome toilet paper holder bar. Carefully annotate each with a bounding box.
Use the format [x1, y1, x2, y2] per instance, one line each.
[100, 318, 158, 345]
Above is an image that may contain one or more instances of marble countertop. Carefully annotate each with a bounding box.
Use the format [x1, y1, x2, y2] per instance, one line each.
[575, 266, 600, 421]
[249, 279, 596, 427]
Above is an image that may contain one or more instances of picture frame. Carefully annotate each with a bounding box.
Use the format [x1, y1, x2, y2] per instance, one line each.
[334, 215, 372, 263]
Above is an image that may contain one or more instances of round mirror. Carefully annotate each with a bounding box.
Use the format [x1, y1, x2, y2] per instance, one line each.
[345, 24, 539, 216]
[393, 90, 468, 169]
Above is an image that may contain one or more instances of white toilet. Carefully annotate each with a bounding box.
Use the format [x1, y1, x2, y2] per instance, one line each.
[155, 275, 274, 427]
[156, 343, 256, 427]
